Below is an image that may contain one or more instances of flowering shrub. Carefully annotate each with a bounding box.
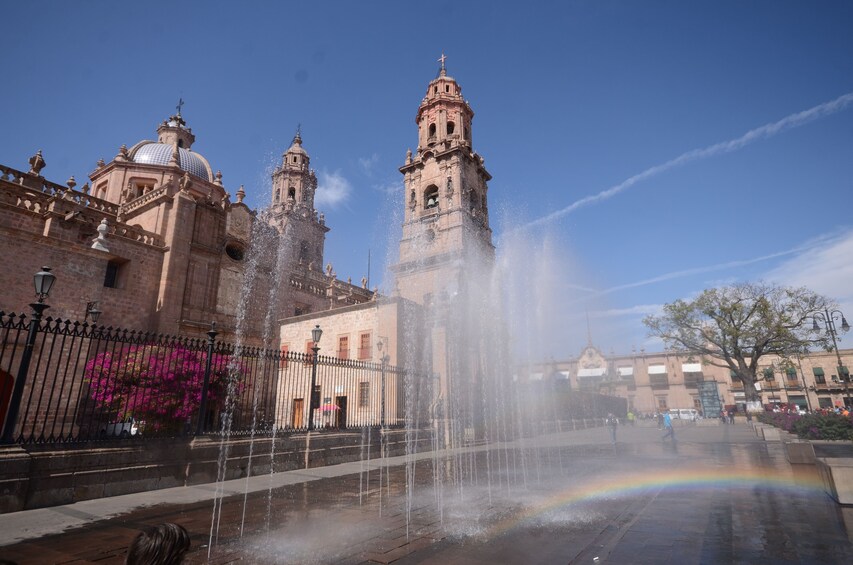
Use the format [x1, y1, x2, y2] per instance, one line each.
[758, 411, 853, 441]
[84, 345, 245, 432]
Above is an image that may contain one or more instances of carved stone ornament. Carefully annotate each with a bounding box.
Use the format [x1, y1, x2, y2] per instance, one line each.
[28, 150, 46, 176]
[91, 218, 110, 252]
[179, 172, 191, 192]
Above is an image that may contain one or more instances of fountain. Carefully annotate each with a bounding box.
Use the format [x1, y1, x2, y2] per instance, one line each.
[198, 63, 618, 562]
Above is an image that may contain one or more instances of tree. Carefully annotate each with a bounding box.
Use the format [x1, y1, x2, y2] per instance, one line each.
[643, 283, 833, 402]
[84, 345, 244, 432]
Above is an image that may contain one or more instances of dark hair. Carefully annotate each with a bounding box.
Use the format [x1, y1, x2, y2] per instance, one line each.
[126, 523, 190, 565]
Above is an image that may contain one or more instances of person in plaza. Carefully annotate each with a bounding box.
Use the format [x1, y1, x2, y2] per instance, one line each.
[606, 413, 618, 444]
[662, 412, 675, 441]
[656, 411, 664, 429]
[626, 410, 635, 426]
[126, 523, 190, 565]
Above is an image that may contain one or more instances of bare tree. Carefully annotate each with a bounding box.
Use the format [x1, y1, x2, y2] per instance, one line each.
[643, 283, 834, 401]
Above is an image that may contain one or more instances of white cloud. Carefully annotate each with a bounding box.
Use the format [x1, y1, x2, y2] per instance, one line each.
[315, 170, 352, 208]
[593, 304, 664, 318]
[374, 179, 402, 196]
[763, 228, 853, 313]
[359, 153, 380, 175]
[591, 233, 838, 300]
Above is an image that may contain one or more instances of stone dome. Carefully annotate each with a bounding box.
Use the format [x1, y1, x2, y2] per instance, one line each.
[285, 133, 307, 156]
[129, 142, 213, 182]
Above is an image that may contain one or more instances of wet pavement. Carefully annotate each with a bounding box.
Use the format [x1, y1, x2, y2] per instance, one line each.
[2, 423, 852, 564]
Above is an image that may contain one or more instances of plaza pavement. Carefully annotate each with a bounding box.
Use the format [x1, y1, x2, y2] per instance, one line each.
[1, 422, 852, 564]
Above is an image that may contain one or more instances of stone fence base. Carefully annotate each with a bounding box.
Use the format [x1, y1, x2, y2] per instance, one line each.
[0, 428, 429, 514]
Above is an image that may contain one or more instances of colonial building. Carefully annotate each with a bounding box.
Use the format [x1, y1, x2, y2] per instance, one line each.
[525, 344, 853, 415]
[0, 110, 371, 342]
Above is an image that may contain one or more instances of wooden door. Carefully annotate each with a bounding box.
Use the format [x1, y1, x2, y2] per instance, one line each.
[292, 398, 304, 429]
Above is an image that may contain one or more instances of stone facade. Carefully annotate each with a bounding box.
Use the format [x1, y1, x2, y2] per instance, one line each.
[277, 297, 425, 428]
[526, 344, 853, 414]
[394, 63, 495, 307]
[0, 114, 372, 342]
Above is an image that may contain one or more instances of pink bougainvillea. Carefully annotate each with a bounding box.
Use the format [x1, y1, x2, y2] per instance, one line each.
[84, 345, 244, 431]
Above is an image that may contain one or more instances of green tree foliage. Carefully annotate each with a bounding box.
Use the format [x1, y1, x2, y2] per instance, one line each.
[643, 283, 833, 401]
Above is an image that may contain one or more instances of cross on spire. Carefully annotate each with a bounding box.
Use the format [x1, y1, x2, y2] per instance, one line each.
[176, 97, 185, 116]
[438, 52, 447, 75]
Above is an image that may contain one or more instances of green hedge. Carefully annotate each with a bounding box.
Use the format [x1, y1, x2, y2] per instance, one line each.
[758, 412, 853, 441]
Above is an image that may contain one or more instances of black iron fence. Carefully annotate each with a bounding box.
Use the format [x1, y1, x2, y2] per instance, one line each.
[0, 311, 411, 445]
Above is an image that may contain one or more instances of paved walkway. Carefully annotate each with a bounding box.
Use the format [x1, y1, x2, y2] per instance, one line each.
[2, 423, 852, 564]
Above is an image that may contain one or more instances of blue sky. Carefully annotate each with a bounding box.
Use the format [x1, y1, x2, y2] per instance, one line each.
[2, 1, 852, 359]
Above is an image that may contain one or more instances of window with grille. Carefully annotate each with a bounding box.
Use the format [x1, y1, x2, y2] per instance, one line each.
[358, 382, 369, 407]
[338, 336, 349, 359]
[359, 332, 371, 360]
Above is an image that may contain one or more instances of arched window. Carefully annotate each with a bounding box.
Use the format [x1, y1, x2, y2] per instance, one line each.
[274, 188, 280, 202]
[428, 123, 436, 139]
[447, 122, 455, 135]
[288, 187, 296, 200]
[424, 185, 439, 209]
[299, 241, 309, 262]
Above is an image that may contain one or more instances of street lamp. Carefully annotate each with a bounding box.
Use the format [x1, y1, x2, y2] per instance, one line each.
[377, 337, 390, 428]
[812, 308, 850, 408]
[84, 301, 102, 323]
[763, 367, 776, 409]
[2, 267, 56, 443]
[796, 355, 813, 412]
[307, 324, 322, 431]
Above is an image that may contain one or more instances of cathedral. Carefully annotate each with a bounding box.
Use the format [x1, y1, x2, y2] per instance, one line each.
[0, 106, 373, 342]
[0, 60, 499, 435]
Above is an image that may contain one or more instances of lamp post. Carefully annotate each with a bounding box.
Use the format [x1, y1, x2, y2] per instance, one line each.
[763, 367, 776, 409]
[377, 337, 390, 428]
[196, 322, 218, 435]
[812, 308, 850, 408]
[84, 301, 102, 323]
[2, 267, 56, 444]
[307, 324, 322, 431]
[796, 355, 813, 412]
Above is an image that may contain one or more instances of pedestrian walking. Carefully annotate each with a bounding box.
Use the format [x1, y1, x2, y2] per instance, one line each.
[656, 411, 664, 429]
[662, 412, 675, 441]
[627, 410, 636, 426]
[606, 413, 618, 444]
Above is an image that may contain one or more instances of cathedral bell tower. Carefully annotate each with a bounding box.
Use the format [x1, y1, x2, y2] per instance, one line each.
[394, 57, 495, 305]
[270, 130, 328, 269]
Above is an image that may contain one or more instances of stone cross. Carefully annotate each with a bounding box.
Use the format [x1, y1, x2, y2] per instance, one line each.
[176, 97, 184, 115]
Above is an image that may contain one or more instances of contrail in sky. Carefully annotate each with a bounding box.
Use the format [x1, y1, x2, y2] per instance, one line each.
[517, 91, 853, 232]
[572, 232, 839, 302]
